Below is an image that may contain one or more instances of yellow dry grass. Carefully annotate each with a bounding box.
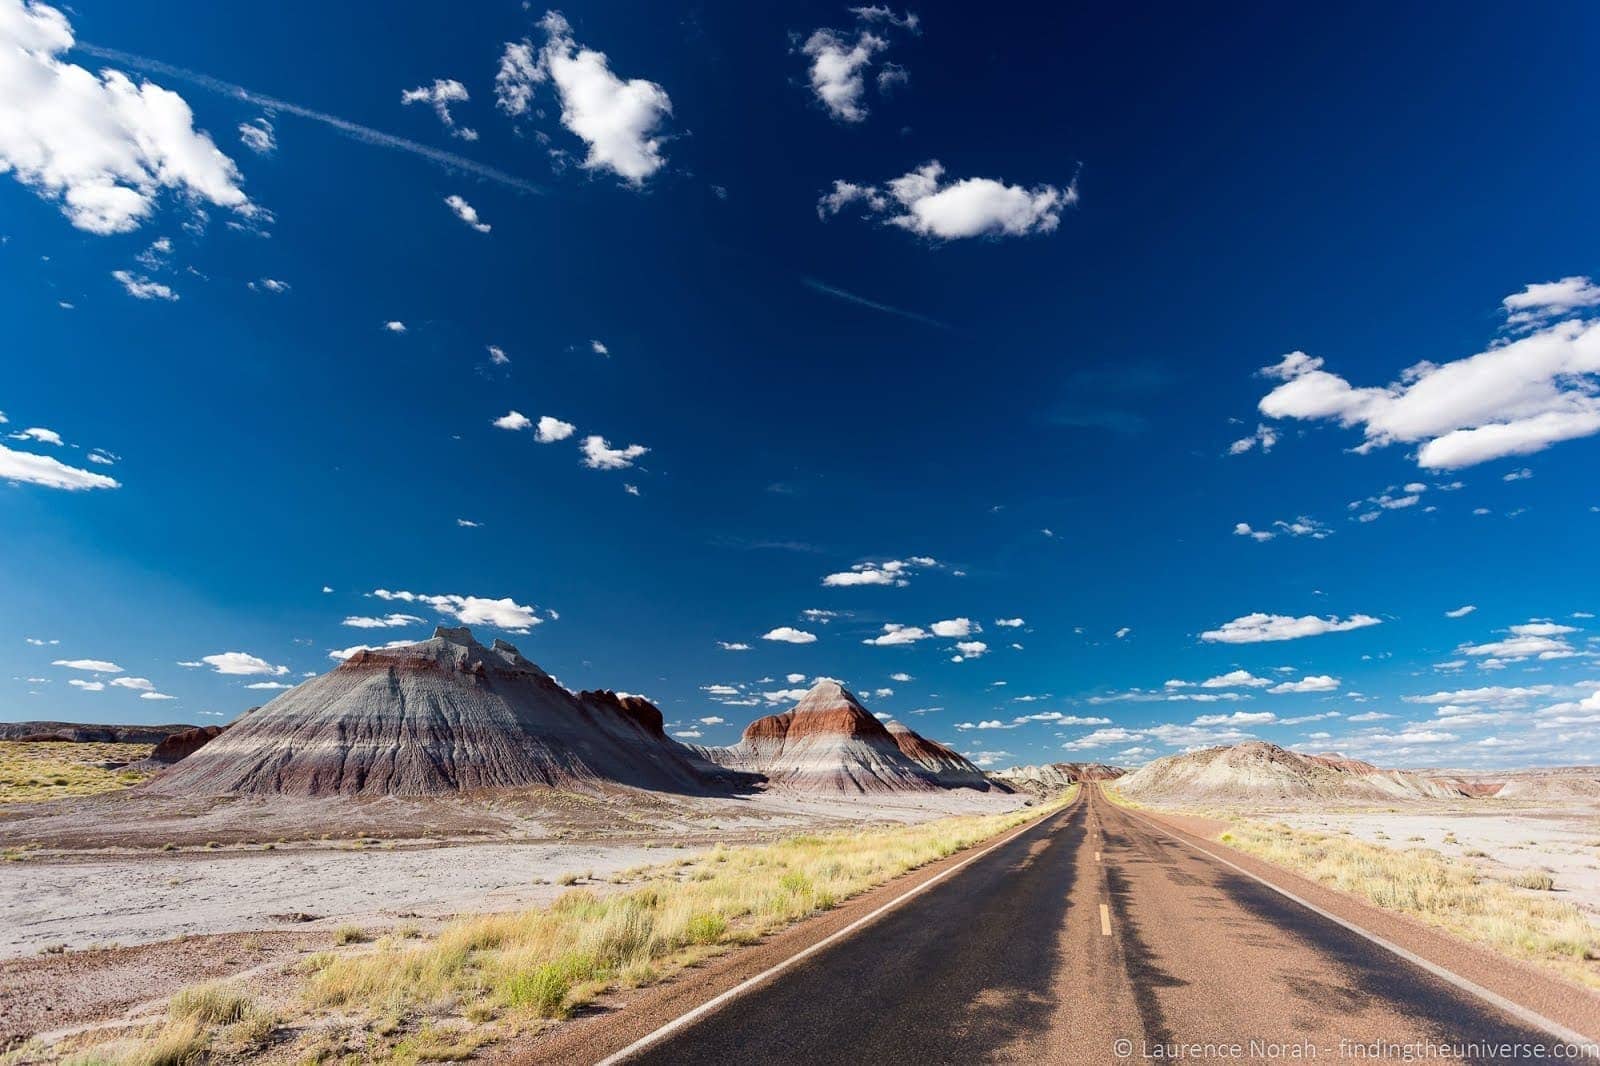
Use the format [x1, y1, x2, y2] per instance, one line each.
[68, 791, 1068, 1063]
[1217, 819, 1600, 988]
[0, 742, 152, 804]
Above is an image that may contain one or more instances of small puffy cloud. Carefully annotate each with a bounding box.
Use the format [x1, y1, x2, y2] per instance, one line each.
[536, 415, 576, 443]
[1234, 516, 1332, 542]
[1201, 612, 1381, 644]
[890, 672, 913, 682]
[384, 321, 407, 333]
[994, 618, 1024, 628]
[822, 557, 935, 587]
[580, 435, 648, 470]
[201, 651, 288, 676]
[1445, 605, 1477, 618]
[1502, 276, 1600, 329]
[69, 678, 104, 691]
[53, 658, 122, 673]
[1192, 710, 1277, 726]
[1254, 287, 1600, 469]
[1227, 424, 1278, 456]
[0, 441, 119, 491]
[496, 12, 673, 184]
[401, 78, 477, 140]
[1268, 674, 1340, 694]
[9, 426, 61, 445]
[109, 675, 153, 691]
[486, 345, 511, 366]
[444, 194, 491, 233]
[1458, 621, 1580, 664]
[245, 681, 293, 690]
[238, 116, 275, 154]
[494, 410, 533, 431]
[862, 623, 929, 646]
[591, 339, 610, 357]
[698, 716, 725, 725]
[798, 8, 919, 124]
[717, 641, 751, 651]
[672, 729, 702, 739]
[456, 518, 481, 528]
[1200, 669, 1272, 689]
[249, 277, 290, 294]
[372, 588, 544, 633]
[931, 617, 976, 638]
[762, 626, 817, 644]
[111, 269, 177, 301]
[139, 690, 175, 700]
[820, 161, 1077, 240]
[0, 1, 254, 234]
[951, 640, 988, 660]
[785, 673, 806, 684]
[1114, 627, 1131, 639]
[341, 613, 424, 629]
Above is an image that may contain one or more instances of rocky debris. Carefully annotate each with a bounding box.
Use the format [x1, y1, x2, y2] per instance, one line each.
[703, 681, 950, 793]
[1116, 741, 1467, 804]
[149, 627, 724, 798]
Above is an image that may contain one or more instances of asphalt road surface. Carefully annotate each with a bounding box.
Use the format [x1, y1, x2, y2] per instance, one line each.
[621, 786, 1588, 1064]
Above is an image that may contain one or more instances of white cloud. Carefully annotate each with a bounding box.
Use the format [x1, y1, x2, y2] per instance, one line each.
[1199, 669, 1272, 689]
[69, 678, 104, 691]
[580, 435, 648, 470]
[1445, 605, 1477, 618]
[1268, 674, 1340, 694]
[496, 12, 673, 185]
[384, 321, 407, 333]
[9, 426, 60, 445]
[401, 78, 477, 140]
[535, 415, 575, 443]
[822, 557, 935, 587]
[717, 641, 751, 651]
[249, 277, 289, 294]
[456, 518, 481, 528]
[1192, 710, 1277, 726]
[111, 269, 177, 300]
[591, 339, 610, 357]
[237, 116, 274, 154]
[931, 617, 976, 638]
[951, 640, 988, 660]
[1114, 627, 1131, 639]
[493, 410, 533, 431]
[109, 675, 153, 691]
[486, 345, 510, 366]
[372, 588, 544, 633]
[862, 623, 929, 646]
[0, 441, 119, 491]
[699, 715, 726, 725]
[327, 639, 416, 662]
[800, 28, 885, 122]
[1502, 276, 1600, 329]
[200, 651, 288, 676]
[785, 673, 806, 684]
[1234, 516, 1332, 542]
[341, 613, 424, 629]
[1227, 424, 1278, 455]
[444, 193, 491, 233]
[0, 0, 254, 233]
[1458, 622, 1581, 665]
[673, 729, 702, 739]
[245, 681, 293, 690]
[994, 618, 1024, 628]
[139, 690, 175, 700]
[819, 161, 1078, 240]
[1201, 612, 1381, 644]
[52, 658, 122, 673]
[762, 626, 817, 644]
[1255, 290, 1600, 469]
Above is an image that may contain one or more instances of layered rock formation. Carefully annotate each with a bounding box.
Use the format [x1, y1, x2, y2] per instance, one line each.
[0, 722, 197, 744]
[1116, 741, 1466, 804]
[995, 762, 1125, 795]
[703, 681, 986, 793]
[145, 725, 224, 764]
[151, 627, 721, 797]
[885, 721, 997, 790]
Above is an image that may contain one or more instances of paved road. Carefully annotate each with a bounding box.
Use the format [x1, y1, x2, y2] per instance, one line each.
[625, 786, 1581, 1064]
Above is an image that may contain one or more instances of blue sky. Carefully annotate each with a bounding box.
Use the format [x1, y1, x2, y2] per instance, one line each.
[3, 0, 1599, 769]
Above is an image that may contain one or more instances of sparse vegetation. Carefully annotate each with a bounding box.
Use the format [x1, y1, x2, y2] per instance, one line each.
[332, 924, 369, 945]
[0, 741, 152, 803]
[1217, 819, 1600, 987]
[62, 793, 1066, 1064]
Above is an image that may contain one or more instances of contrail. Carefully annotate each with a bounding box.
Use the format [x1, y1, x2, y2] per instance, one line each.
[74, 43, 545, 196]
[801, 278, 950, 329]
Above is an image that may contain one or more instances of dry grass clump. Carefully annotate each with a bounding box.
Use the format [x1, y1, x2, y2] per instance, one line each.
[0, 741, 152, 803]
[1218, 820, 1600, 987]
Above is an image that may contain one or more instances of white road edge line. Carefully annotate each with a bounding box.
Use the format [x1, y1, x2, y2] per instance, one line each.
[1099, 902, 1112, 936]
[1121, 805, 1600, 1056]
[594, 799, 1076, 1065]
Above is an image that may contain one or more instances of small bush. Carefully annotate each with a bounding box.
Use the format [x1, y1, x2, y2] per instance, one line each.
[170, 983, 251, 1025]
[1511, 871, 1556, 891]
[334, 925, 369, 945]
[684, 913, 727, 945]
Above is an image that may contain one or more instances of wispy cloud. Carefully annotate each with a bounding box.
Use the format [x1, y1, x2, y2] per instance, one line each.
[801, 278, 948, 329]
[74, 43, 545, 196]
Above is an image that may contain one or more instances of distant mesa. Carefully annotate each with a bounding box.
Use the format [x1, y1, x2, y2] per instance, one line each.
[1115, 741, 1468, 804]
[0, 722, 199, 744]
[701, 680, 1002, 794]
[994, 762, 1125, 796]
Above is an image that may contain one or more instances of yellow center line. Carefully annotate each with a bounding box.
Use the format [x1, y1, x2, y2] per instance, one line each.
[1099, 903, 1112, 936]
